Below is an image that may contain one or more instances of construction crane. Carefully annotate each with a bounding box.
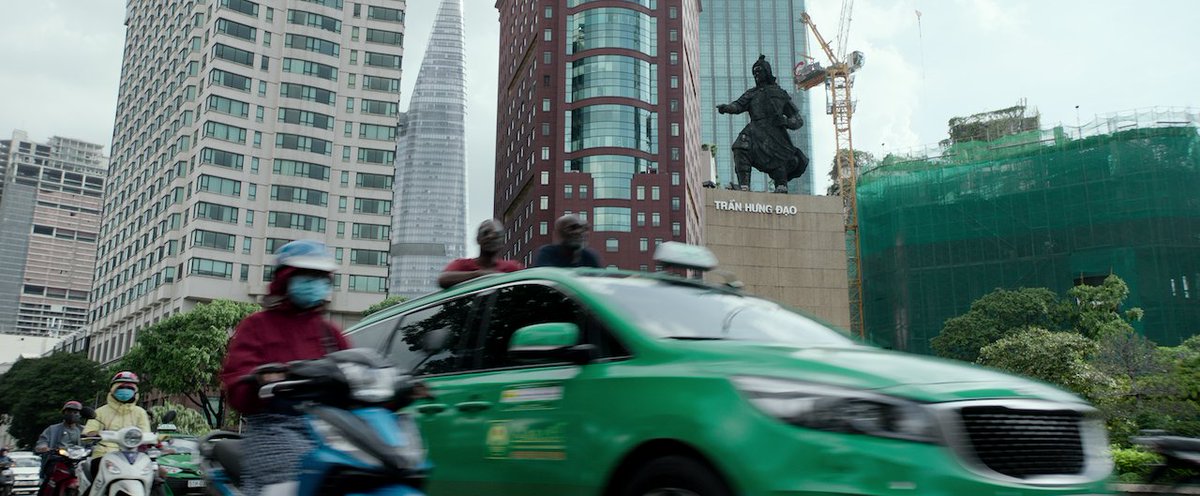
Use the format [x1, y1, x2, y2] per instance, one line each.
[794, 7, 866, 338]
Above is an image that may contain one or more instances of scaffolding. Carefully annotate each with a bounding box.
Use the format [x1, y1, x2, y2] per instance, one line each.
[858, 107, 1200, 353]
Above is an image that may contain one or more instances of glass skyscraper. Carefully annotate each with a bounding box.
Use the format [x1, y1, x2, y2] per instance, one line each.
[700, 0, 814, 194]
[389, 0, 466, 298]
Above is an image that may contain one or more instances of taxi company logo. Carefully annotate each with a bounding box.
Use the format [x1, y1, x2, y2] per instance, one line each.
[713, 200, 799, 216]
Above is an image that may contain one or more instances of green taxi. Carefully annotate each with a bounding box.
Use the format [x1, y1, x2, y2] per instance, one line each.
[347, 244, 1112, 495]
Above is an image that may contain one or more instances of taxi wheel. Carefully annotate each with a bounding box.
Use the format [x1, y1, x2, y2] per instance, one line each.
[621, 456, 732, 496]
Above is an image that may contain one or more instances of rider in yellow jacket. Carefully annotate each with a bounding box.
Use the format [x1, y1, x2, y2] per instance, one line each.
[83, 371, 151, 479]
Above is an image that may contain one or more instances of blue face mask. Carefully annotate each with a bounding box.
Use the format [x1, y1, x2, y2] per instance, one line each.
[113, 388, 135, 403]
[288, 275, 331, 309]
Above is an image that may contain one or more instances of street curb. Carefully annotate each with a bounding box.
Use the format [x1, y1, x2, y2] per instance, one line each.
[1113, 483, 1200, 495]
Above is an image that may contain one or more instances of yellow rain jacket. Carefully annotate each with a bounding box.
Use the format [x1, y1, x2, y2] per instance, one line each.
[83, 385, 151, 458]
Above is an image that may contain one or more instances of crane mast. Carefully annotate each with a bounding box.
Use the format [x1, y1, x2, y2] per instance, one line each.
[798, 12, 865, 339]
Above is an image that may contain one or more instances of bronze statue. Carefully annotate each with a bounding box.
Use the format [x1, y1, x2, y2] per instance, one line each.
[717, 55, 810, 193]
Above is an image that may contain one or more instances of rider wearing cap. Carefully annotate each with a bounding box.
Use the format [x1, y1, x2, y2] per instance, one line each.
[36, 401, 85, 494]
[83, 372, 151, 480]
[220, 239, 350, 496]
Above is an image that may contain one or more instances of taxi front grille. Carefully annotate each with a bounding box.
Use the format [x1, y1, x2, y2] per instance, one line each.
[958, 406, 1086, 478]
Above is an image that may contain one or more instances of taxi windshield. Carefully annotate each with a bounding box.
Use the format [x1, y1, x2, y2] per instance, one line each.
[581, 276, 856, 347]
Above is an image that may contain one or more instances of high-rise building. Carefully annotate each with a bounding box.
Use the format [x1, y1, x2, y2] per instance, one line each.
[699, 0, 814, 194]
[89, 0, 405, 364]
[389, 0, 466, 299]
[494, 0, 704, 270]
[0, 130, 107, 337]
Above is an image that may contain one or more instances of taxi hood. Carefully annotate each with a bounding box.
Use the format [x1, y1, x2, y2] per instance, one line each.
[667, 340, 1085, 404]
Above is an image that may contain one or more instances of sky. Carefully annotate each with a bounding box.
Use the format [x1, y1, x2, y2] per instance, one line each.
[1, 0, 1197, 249]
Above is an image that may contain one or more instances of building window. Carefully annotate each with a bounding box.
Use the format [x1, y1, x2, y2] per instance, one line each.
[542, 98, 551, 112]
[544, 29, 552, 41]
[671, 147, 680, 161]
[671, 123, 679, 136]
[670, 76, 679, 89]
[540, 170, 549, 185]
[341, 171, 350, 186]
[593, 207, 631, 232]
[543, 51, 552, 64]
[637, 212, 645, 227]
[651, 212, 661, 227]
[605, 238, 619, 252]
[651, 186, 660, 201]
[669, 29, 678, 42]
[544, 74, 551, 87]
[243, 237, 252, 254]
[542, 122, 550, 136]
[564, 185, 573, 199]
[580, 185, 589, 199]
[639, 238, 648, 252]
[540, 222, 548, 235]
[672, 222, 681, 237]
[671, 197, 680, 211]
[669, 6, 678, 18]
[545, 6, 553, 18]
[636, 186, 645, 200]
[671, 172, 680, 186]
[540, 195, 549, 210]
[670, 99, 679, 112]
[541, 147, 550, 160]
[669, 51, 678, 65]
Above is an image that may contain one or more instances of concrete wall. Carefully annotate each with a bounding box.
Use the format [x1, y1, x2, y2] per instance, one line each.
[702, 189, 851, 330]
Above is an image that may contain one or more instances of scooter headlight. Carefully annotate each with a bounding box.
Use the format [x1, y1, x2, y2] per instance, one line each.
[67, 447, 88, 460]
[338, 362, 397, 403]
[121, 428, 144, 449]
[310, 418, 381, 467]
[395, 414, 427, 467]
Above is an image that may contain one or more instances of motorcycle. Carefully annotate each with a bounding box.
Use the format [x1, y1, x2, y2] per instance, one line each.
[38, 445, 89, 496]
[199, 348, 430, 495]
[1, 460, 12, 496]
[1131, 430, 1200, 485]
[74, 426, 161, 496]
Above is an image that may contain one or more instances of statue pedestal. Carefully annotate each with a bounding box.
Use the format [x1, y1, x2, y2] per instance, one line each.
[701, 189, 851, 331]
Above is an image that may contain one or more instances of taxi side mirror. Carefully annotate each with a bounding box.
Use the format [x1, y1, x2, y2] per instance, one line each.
[507, 323, 594, 365]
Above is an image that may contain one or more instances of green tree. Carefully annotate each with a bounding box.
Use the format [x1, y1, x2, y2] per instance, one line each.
[363, 296, 407, 317]
[0, 352, 108, 448]
[148, 402, 211, 436]
[1065, 275, 1143, 339]
[931, 287, 1063, 362]
[826, 149, 877, 196]
[117, 299, 259, 429]
[977, 327, 1110, 398]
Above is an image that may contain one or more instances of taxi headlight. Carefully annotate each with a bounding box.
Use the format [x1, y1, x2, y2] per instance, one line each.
[162, 465, 183, 474]
[121, 428, 144, 449]
[732, 376, 942, 443]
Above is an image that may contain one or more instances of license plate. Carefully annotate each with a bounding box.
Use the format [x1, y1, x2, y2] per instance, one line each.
[187, 479, 206, 488]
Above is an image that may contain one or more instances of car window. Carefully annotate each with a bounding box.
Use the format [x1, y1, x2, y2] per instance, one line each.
[476, 283, 588, 370]
[167, 439, 199, 454]
[581, 277, 855, 347]
[385, 296, 478, 375]
[349, 315, 400, 351]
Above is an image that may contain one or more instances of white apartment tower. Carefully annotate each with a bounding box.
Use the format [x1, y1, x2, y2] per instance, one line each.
[90, 0, 406, 363]
[388, 0, 466, 299]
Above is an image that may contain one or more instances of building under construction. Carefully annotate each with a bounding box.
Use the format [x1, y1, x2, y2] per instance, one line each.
[858, 107, 1200, 353]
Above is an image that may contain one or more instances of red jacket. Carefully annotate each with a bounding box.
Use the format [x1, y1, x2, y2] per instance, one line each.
[220, 267, 350, 414]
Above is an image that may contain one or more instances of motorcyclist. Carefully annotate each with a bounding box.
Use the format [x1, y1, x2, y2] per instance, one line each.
[83, 372, 151, 483]
[220, 239, 350, 496]
[35, 401, 84, 495]
[0, 447, 11, 466]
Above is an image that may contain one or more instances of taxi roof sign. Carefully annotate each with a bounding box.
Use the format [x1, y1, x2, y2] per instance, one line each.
[653, 242, 719, 272]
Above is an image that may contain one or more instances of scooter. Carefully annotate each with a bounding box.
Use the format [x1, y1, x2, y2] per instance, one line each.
[74, 426, 160, 496]
[1, 461, 12, 496]
[39, 445, 89, 496]
[199, 348, 430, 495]
[1131, 430, 1200, 485]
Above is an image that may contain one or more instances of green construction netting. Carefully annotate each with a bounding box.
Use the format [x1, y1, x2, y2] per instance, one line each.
[858, 124, 1200, 354]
